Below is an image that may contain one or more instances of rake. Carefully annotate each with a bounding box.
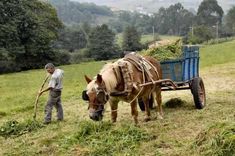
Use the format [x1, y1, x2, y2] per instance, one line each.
[33, 74, 50, 120]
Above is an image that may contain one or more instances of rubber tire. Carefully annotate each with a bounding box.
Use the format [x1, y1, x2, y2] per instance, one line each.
[138, 95, 154, 111]
[191, 77, 206, 109]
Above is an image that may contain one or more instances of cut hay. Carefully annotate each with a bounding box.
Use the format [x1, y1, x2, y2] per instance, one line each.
[164, 98, 187, 108]
[141, 39, 182, 61]
[61, 120, 153, 155]
[192, 122, 235, 156]
[0, 119, 44, 138]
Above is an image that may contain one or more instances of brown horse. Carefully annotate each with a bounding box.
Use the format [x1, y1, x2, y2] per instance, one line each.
[83, 54, 163, 124]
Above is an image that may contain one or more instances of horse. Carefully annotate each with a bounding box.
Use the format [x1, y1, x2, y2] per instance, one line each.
[82, 53, 163, 124]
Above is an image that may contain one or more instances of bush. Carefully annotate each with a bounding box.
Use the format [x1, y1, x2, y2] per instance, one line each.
[55, 50, 71, 65]
[0, 60, 21, 74]
[70, 49, 93, 64]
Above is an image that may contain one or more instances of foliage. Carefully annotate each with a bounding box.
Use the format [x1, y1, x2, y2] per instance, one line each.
[203, 37, 235, 45]
[192, 122, 235, 156]
[0, 0, 63, 73]
[185, 25, 214, 44]
[122, 26, 143, 51]
[0, 119, 44, 138]
[49, 0, 113, 25]
[54, 27, 88, 52]
[141, 39, 182, 61]
[87, 24, 121, 60]
[225, 6, 235, 34]
[153, 3, 195, 36]
[70, 49, 93, 64]
[197, 0, 224, 26]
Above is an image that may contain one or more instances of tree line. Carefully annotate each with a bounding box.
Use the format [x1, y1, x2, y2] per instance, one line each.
[1, 0, 235, 73]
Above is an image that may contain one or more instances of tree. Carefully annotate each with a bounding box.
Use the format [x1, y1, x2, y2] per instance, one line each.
[186, 25, 214, 44]
[87, 24, 120, 60]
[225, 6, 235, 35]
[0, 0, 63, 73]
[197, 0, 224, 26]
[152, 3, 195, 35]
[55, 27, 87, 52]
[122, 26, 142, 51]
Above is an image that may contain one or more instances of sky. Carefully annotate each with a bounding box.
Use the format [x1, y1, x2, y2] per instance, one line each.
[71, 0, 235, 13]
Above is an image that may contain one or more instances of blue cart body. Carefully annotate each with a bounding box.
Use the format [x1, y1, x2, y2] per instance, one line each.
[160, 46, 199, 83]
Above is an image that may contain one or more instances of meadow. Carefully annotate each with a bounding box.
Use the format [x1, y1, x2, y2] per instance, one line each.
[0, 40, 235, 155]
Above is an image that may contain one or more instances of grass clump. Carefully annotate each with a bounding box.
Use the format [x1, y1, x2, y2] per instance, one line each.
[0, 119, 44, 138]
[164, 98, 187, 108]
[141, 39, 182, 61]
[0, 111, 7, 117]
[192, 122, 235, 156]
[61, 120, 153, 155]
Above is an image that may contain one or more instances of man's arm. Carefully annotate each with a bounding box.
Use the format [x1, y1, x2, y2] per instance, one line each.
[38, 86, 52, 96]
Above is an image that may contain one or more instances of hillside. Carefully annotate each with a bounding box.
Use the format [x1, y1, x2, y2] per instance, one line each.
[49, 0, 114, 25]
[0, 40, 235, 155]
[72, 0, 235, 13]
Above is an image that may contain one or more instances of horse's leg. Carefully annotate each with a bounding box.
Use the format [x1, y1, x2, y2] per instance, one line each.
[130, 100, 138, 125]
[155, 89, 163, 119]
[142, 96, 151, 122]
[109, 99, 119, 123]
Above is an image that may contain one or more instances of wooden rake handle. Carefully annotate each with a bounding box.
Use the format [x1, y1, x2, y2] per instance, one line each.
[33, 75, 50, 120]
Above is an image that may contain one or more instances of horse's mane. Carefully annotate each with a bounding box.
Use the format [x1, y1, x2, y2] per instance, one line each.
[99, 62, 119, 92]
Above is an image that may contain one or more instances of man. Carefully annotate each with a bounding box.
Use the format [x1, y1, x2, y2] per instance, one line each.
[38, 63, 64, 124]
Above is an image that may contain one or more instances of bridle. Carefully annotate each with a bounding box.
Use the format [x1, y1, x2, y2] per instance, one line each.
[82, 83, 109, 113]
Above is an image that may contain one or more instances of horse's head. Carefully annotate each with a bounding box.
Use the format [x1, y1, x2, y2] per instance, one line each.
[82, 74, 109, 121]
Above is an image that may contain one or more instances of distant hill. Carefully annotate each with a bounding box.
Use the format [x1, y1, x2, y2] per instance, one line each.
[72, 0, 235, 13]
[49, 0, 114, 25]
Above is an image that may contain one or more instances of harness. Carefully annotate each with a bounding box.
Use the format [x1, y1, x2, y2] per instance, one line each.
[112, 53, 159, 96]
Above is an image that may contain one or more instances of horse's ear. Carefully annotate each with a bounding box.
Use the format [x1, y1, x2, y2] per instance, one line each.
[85, 75, 92, 84]
[96, 74, 103, 84]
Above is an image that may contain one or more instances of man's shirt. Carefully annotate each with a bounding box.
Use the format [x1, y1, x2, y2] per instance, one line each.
[48, 69, 64, 91]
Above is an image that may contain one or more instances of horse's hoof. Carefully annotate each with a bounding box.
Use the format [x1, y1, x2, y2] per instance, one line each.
[144, 117, 151, 122]
[157, 115, 163, 120]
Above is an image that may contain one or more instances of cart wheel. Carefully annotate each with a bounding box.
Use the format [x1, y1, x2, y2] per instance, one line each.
[138, 95, 154, 111]
[191, 77, 206, 109]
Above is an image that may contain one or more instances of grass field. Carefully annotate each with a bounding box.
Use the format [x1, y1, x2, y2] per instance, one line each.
[0, 40, 235, 155]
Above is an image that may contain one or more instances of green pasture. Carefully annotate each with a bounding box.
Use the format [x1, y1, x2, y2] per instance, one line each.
[0, 39, 235, 155]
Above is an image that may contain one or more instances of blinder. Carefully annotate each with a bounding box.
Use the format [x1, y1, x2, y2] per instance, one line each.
[96, 87, 109, 103]
[82, 90, 89, 101]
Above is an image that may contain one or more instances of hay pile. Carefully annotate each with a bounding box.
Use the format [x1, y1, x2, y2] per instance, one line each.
[193, 122, 235, 155]
[141, 39, 182, 61]
[164, 98, 187, 108]
[0, 119, 44, 138]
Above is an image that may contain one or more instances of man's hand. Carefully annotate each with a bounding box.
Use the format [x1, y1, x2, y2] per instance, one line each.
[38, 90, 43, 97]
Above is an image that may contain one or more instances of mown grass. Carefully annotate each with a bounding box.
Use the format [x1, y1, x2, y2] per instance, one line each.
[192, 121, 235, 156]
[0, 39, 235, 155]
